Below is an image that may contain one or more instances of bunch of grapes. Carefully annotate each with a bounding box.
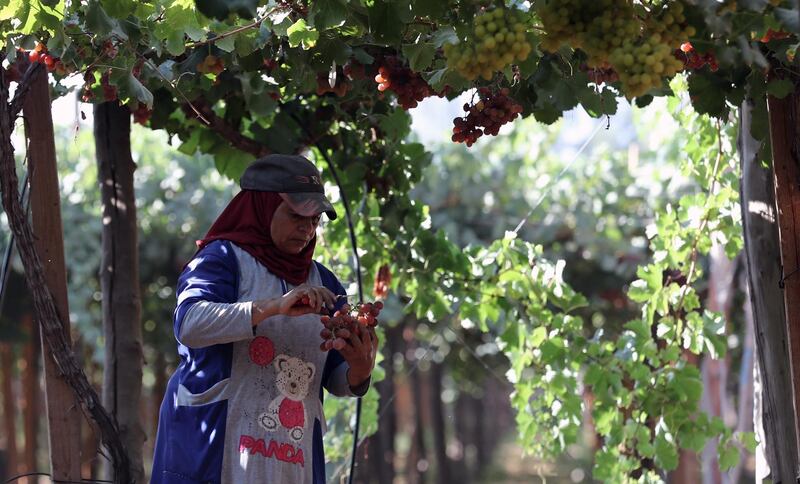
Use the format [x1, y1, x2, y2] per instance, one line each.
[444, 8, 531, 81]
[27, 42, 68, 75]
[100, 70, 118, 102]
[582, 63, 619, 84]
[197, 54, 225, 75]
[373, 264, 391, 299]
[374, 56, 439, 109]
[316, 71, 351, 97]
[536, 0, 633, 55]
[608, 36, 685, 98]
[131, 102, 153, 125]
[675, 42, 719, 71]
[645, 1, 696, 49]
[579, 6, 640, 67]
[537, 0, 697, 98]
[319, 301, 383, 351]
[451, 87, 522, 147]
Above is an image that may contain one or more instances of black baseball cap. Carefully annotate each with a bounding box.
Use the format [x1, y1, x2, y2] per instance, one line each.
[240, 154, 338, 220]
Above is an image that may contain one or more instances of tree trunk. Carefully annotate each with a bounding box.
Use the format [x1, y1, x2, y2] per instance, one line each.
[729, 268, 756, 483]
[428, 360, 451, 484]
[0, 342, 17, 479]
[24, 64, 82, 482]
[453, 392, 472, 484]
[150, 350, 167, 463]
[741, 96, 800, 480]
[468, 394, 487, 476]
[381, 325, 401, 483]
[94, 101, 145, 484]
[407, 360, 428, 484]
[701, 244, 736, 483]
[21, 314, 38, 483]
[673, 352, 701, 483]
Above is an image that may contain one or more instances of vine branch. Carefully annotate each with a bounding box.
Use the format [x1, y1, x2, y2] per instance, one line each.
[183, 99, 271, 156]
[674, 119, 725, 344]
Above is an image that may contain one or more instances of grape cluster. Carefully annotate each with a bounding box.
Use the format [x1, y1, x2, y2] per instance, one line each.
[27, 42, 68, 75]
[373, 264, 391, 299]
[444, 8, 531, 81]
[582, 63, 619, 84]
[374, 56, 439, 109]
[197, 54, 225, 75]
[675, 42, 719, 71]
[319, 302, 383, 352]
[645, 2, 696, 49]
[536, 0, 634, 56]
[608, 36, 685, 98]
[537, 0, 697, 99]
[452, 87, 522, 147]
[131, 102, 152, 125]
[316, 71, 350, 97]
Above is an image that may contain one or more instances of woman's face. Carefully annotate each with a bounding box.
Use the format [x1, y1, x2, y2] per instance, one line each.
[270, 201, 321, 254]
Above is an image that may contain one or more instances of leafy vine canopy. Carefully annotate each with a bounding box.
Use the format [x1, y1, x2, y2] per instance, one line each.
[0, 0, 790, 479]
[0, 0, 796, 173]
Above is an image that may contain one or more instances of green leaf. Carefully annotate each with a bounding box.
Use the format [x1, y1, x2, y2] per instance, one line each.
[287, 19, 319, 49]
[215, 34, 236, 53]
[412, 0, 447, 18]
[430, 27, 458, 48]
[737, 431, 758, 453]
[367, 1, 406, 45]
[312, 0, 348, 30]
[100, 0, 135, 18]
[195, 0, 257, 20]
[767, 78, 794, 99]
[654, 432, 679, 470]
[402, 42, 436, 72]
[687, 71, 730, 118]
[126, 73, 154, 108]
[85, 1, 128, 40]
[530, 326, 547, 348]
[718, 442, 740, 470]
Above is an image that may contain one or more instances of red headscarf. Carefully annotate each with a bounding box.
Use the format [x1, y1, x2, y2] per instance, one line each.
[197, 191, 316, 285]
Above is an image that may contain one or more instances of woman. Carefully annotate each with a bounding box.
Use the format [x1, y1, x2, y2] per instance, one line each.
[151, 154, 379, 484]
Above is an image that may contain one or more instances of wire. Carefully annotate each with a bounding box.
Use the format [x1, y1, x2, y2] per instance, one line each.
[513, 118, 606, 234]
[288, 112, 364, 484]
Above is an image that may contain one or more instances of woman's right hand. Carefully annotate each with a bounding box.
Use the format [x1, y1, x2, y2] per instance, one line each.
[278, 284, 337, 316]
[251, 285, 337, 327]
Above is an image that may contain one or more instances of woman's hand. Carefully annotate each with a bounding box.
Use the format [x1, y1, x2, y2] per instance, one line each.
[321, 324, 378, 388]
[251, 284, 336, 326]
[279, 284, 337, 316]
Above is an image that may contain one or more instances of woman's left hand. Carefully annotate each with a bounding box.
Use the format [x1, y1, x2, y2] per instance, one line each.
[325, 324, 378, 387]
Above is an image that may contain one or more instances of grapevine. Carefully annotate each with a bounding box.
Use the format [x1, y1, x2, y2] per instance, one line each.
[444, 8, 531, 81]
[451, 87, 522, 146]
[319, 302, 382, 352]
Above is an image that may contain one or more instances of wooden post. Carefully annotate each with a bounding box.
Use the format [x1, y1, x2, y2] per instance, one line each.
[741, 98, 800, 480]
[23, 66, 82, 481]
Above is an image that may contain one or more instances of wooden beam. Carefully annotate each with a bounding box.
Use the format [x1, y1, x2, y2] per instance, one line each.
[23, 64, 82, 482]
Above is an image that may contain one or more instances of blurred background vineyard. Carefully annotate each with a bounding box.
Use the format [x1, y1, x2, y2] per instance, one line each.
[0, 90, 754, 483]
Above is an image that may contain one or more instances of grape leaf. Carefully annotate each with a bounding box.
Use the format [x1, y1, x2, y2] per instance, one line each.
[287, 19, 319, 49]
[312, 0, 348, 30]
[402, 42, 435, 72]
